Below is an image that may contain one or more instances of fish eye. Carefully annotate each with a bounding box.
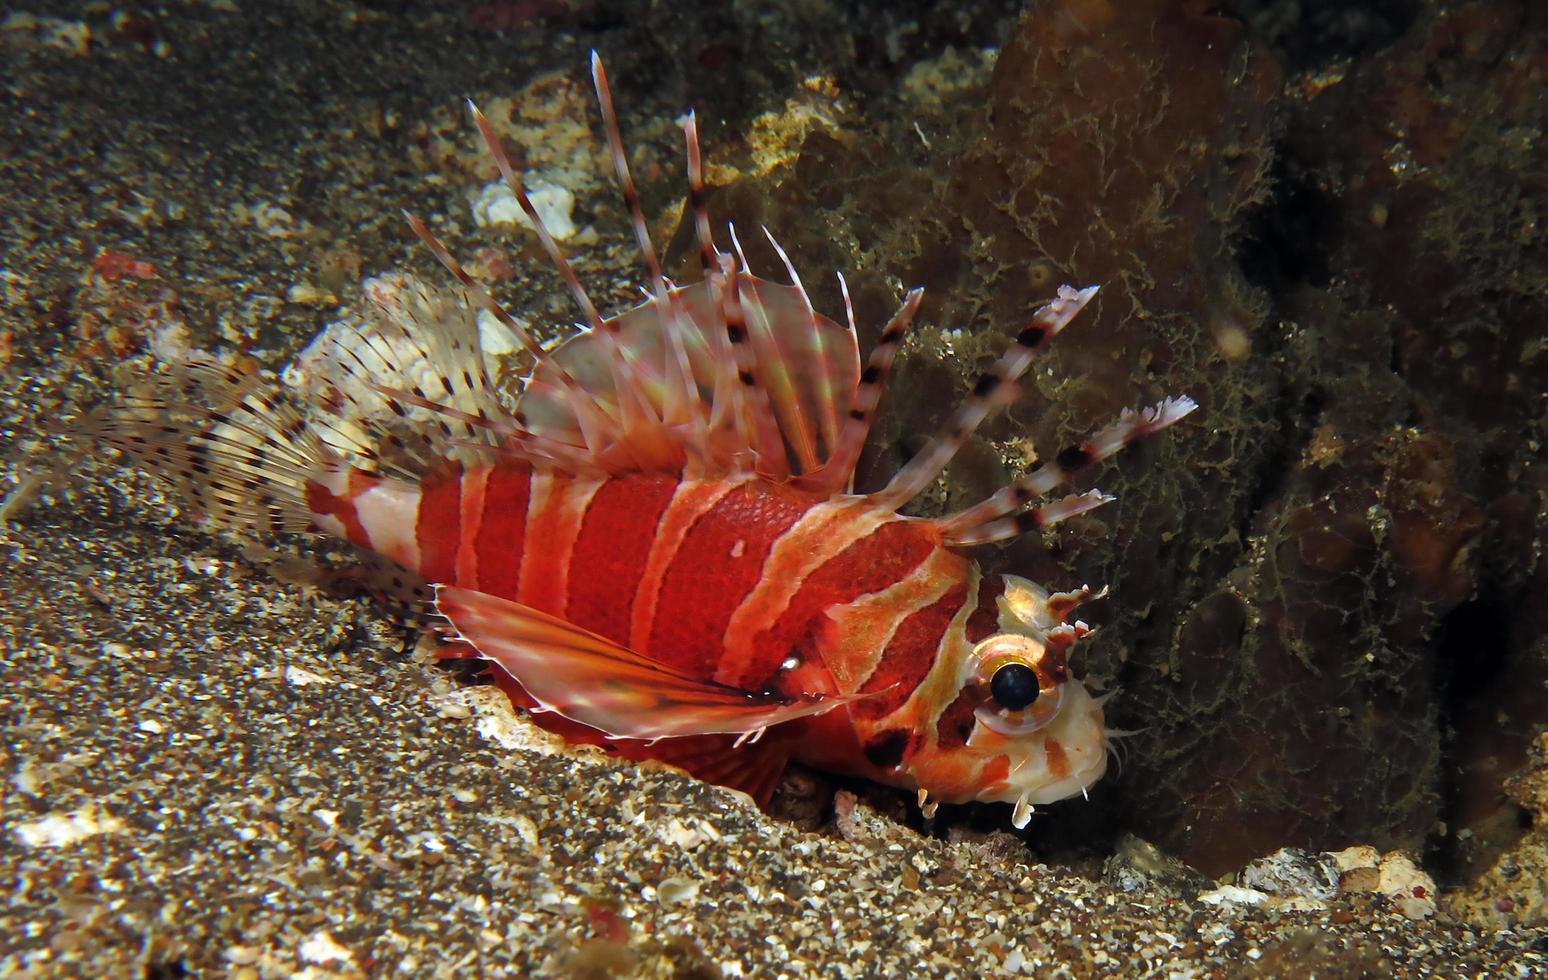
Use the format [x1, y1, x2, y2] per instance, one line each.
[990, 662, 1040, 711]
[961, 633, 1069, 736]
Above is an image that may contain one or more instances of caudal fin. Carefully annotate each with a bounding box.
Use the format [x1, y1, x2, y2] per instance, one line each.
[67, 355, 348, 535]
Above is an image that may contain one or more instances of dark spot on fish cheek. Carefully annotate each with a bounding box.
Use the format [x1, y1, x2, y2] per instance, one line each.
[863, 728, 911, 770]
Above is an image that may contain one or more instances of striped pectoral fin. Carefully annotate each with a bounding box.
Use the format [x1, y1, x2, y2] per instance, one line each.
[617, 734, 791, 809]
[435, 586, 863, 742]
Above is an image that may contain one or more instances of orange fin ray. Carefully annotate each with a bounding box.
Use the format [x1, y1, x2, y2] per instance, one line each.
[434, 586, 862, 741]
[629, 734, 791, 808]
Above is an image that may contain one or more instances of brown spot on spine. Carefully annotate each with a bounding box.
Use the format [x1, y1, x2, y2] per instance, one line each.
[972, 374, 1002, 398]
[1014, 510, 1045, 533]
[1056, 445, 1094, 471]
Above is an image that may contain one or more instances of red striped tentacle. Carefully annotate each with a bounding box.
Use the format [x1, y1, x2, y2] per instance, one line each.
[868, 284, 1099, 513]
[682, 110, 718, 271]
[944, 489, 1116, 548]
[928, 393, 1195, 548]
[715, 252, 789, 476]
[756, 227, 828, 472]
[680, 114, 755, 465]
[589, 54, 708, 467]
[820, 285, 923, 493]
[933, 394, 1199, 546]
[740, 273, 818, 474]
[467, 102, 663, 468]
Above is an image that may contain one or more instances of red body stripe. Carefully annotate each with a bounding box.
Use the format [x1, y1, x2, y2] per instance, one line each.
[649, 482, 812, 676]
[470, 465, 531, 598]
[304, 469, 380, 546]
[966, 573, 1003, 644]
[740, 519, 936, 689]
[415, 466, 464, 583]
[856, 586, 968, 718]
[1043, 738, 1070, 780]
[565, 474, 679, 645]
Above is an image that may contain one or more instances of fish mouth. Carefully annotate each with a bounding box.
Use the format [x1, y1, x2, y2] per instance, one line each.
[1006, 749, 1108, 828]
[995, 683, 1112, 828]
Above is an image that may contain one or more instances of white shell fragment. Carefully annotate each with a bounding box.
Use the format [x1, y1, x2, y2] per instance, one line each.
[472, 175, 578, 240]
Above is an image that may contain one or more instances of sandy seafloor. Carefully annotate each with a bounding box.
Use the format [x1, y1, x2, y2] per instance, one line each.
[0, 1, 1544, 976]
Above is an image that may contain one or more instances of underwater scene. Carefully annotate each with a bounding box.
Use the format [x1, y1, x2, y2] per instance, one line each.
[1, 0, 1545, 974]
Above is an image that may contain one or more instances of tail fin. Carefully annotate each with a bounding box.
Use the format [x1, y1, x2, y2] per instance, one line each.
[67, 355, 348, 535]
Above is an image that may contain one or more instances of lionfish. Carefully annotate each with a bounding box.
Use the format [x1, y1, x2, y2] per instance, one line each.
[62, 56, 1196, 828]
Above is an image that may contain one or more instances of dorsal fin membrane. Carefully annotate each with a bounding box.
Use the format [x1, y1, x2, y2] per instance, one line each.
[446, 57, 867, 485]
[516, 275, 861, 482]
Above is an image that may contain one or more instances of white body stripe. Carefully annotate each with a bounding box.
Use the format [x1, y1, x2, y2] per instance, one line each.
[456, 464, 492, 588]
[353, 481, 424, 571]
[816, 546, 966, 694]
[872, 565, 982, 745]
[715, 496, 893, 687]
[516, 472, 604, 611]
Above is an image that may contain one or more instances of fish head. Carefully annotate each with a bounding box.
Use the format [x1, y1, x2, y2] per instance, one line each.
[866, 574, 1111, 828]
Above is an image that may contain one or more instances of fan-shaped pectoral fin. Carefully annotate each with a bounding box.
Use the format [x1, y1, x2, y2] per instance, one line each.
[434, 585, 864, 741]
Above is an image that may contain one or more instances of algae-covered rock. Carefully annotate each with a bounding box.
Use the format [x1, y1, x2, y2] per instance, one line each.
[673, 0, 1548, 880]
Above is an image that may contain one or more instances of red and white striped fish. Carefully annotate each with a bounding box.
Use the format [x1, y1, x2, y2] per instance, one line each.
[71, 56, 1196, 828]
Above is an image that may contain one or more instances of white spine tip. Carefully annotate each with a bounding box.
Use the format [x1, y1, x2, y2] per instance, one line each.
[1058, 283, 1100, 304]
[1170, 395, 1201, 419]
[1012, 796, 1034, 829]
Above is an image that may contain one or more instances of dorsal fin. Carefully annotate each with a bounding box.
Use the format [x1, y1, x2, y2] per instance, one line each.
[516, 272, 862, 484]
[486, 57, 870, 487]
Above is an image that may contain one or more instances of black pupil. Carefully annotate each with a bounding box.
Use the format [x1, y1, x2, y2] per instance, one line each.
[990, 663, 1040, 711]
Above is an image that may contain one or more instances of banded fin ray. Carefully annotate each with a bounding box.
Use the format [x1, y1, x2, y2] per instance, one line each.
[69, 356, 349, 535]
